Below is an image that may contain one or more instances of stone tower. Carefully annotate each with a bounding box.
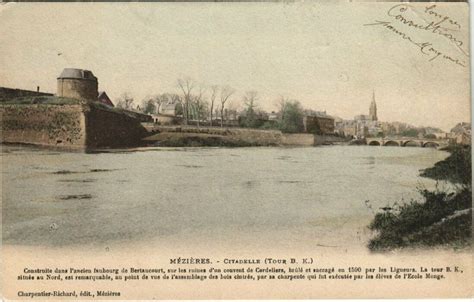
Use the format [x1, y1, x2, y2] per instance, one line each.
[369, 90, 378, 121]
[57, 68, 98, 102]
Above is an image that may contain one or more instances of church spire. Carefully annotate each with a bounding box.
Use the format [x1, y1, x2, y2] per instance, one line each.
[369, 90, 378, 121]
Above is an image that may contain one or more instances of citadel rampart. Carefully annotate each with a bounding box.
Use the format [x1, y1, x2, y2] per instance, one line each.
[0, 103, 86, 148]
[0, 101, 147, 149]
[85, 104, 147, 148]
[1, 68, 148, 149]
[0, 87, 53, 100]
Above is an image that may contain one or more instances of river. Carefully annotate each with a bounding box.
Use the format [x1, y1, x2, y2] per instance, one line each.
[2, 145, 448, 252]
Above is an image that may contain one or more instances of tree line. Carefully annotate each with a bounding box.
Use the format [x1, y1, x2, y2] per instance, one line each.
[114, 77, 309, 133]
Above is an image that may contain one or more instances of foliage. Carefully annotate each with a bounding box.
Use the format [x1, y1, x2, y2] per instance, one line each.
[368, 146, 472, 251]
[368, 187, 472, 251]
[115, 93, 135, 110]
[260, 121, 280, 130]
[239, 91, 260, 128]
[279, 100, 304, 133]
[420, 146, 471, 185]
[142, 99, 157, 114]
[400, 128, 419, 137]
[424, 133, 437, 139]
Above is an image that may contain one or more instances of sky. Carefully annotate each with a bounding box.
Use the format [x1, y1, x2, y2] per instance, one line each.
[0, 2, 470, 131]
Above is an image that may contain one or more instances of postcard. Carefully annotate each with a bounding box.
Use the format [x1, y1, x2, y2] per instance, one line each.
[0, 1, 472, 299]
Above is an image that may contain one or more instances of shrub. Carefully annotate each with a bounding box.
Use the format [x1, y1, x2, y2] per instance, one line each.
[368, 146, 472, 251]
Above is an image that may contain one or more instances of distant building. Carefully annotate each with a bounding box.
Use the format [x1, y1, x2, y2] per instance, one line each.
[160, 100, 183, 116]
[434, 132, 448, 139]
[355, 122, 369, 138]
[303, 113, 335, 135]
[450, 122, 471, 145]
[450, 122, 471, 136]
[150, 114, 181, 125]
[336, 120, 357, 137]
[97, 91, 114, 107]
[354, 114, 371, 122]
[268, 111, 280, 121]
[454, 132, 471, 145]
[348, 92, 380, 137]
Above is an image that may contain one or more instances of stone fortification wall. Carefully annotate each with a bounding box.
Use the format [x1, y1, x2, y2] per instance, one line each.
[314, 134, 349, 146]
[0, 104, 86, 148]
[1, 103, 147, 149]
[0, 87, 53, 100]
[85, 105, 147, 148]
[281, 133, 315, 146]
[148, 125, 283, 146]
[146, 125, 330, 146]
[226, 128, 282, 145]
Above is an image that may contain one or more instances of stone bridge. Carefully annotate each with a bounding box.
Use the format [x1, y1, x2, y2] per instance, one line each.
[366, 137, 449, 148]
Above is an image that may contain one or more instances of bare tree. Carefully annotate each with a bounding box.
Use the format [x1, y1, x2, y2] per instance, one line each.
[209, 85, 219, 127]
[115, 92, 135, 110]
[243, 91, 258, 111]
[193, 85, 206, 127]
[275, 95, 290, 119]
[215, 105, 221, 122]
[242, 90, 259, 127]
[153, 94, 172, 114]
[219, 86, 235, 127]
[177, 77, 195, 125]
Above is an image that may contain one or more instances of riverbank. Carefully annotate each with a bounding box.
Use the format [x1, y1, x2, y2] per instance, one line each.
[368, 146, 472, 251]
[142, 124, 349, 147]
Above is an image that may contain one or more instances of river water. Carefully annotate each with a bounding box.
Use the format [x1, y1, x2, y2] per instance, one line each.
[2, 145, 448, 252]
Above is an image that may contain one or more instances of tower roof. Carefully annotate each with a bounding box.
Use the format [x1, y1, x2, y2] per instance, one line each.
[57, 68, 97, 81]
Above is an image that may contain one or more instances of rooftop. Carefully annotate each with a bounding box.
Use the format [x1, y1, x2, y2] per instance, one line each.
[57, 68, 97, 81]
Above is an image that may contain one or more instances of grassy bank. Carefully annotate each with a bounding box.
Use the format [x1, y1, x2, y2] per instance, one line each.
[368, 146, 472, 251]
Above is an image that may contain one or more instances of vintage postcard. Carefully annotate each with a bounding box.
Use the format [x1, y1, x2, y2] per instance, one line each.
[0, 1, 472, 299]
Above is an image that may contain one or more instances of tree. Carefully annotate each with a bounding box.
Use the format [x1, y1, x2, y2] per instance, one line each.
[278, 98, 304, 133]
[177, 77, 196, 125]
[141, 97, 157, 114]
[192, 85, 206, 127]
[401, 128, 419, 137]
[241, 90, 259, 128]
[209, 85, 219, 126]
[219, 86, 235, 127]
[115, 93, 135, 110]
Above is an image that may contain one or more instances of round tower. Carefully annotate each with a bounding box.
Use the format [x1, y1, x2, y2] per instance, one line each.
[57, 68, 98, 102]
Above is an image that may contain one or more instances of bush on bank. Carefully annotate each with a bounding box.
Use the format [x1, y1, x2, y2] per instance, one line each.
[368, 146, 472, 251]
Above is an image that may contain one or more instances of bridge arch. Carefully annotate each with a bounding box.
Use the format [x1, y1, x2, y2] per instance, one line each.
[403, 140, 420, 147]
[368, 140, 381, 146]
[384, 140, 399, 147]
[423, 141, 439, 148]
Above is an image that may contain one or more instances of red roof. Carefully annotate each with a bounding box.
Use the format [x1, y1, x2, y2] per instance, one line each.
[97, 91, 114, 107]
